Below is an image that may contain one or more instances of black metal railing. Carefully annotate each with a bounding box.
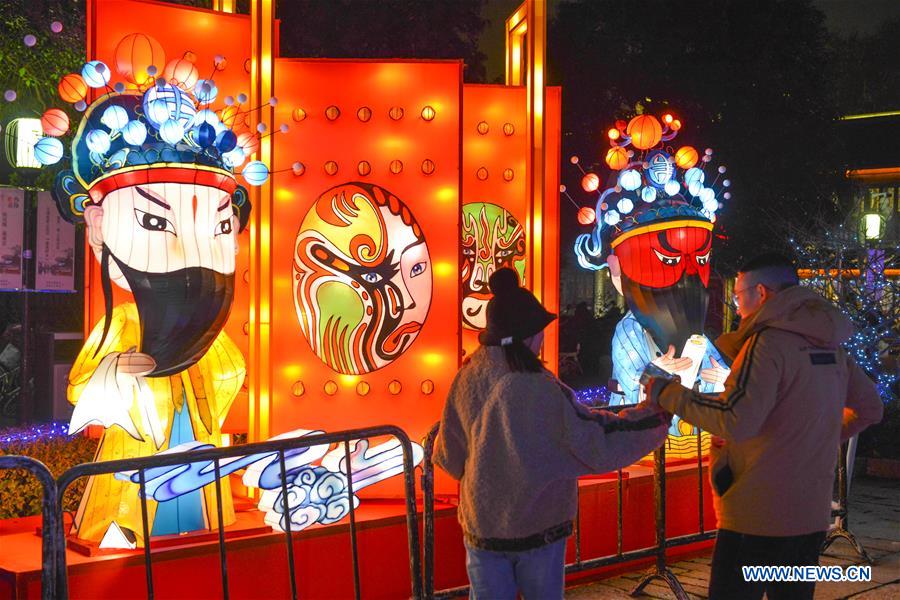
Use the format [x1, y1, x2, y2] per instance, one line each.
[1, 425, 421, 600]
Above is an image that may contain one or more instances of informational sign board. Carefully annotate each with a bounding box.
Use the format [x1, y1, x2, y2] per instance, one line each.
[0, 188, 25, 290]
[35, 191, 76, 292]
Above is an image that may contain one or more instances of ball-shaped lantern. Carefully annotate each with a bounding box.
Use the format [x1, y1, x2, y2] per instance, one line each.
[100, 105, 129, 131]
[122, 120, 147, 146]
[674, 146, 699, 170]
[33, 137, 64, 165]
[223, 148, 246, 169]
[159, 119, 185, 145]
[605, 146, 629, 170]
[617, 198, 634, 214]
[163, 57, 199, 90]
[684, 167, 705, 187]
[577, 206, 596, 225]
[58, 73, 87, 103]
[81, 61, 111, 88]
[581, 172, 600, 192]
[626, 114, 662, 150]
[220, 105, 239, 128]
[242, 160, 269, 186]
[86, 129, 111, 155]
[194, 79, 218, 104]
[618, 169, 642, 191]
[40, 108, 69, 137]
[237, 131, 259, 156]
[115, 32, 165, 86]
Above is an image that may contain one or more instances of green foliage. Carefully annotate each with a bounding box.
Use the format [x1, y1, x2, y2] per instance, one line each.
[0, 1, 85, 189]
[0, 427, 97, 519]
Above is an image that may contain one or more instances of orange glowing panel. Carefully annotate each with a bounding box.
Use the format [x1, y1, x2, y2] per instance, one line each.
[87, 0, 258, 389]
[460, 85, 561, 364]
[269, 60, 462, 493]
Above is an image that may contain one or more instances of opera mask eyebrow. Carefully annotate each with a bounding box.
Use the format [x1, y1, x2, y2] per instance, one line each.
[460, 202, 526, 330]
[293, 182, 432, 374]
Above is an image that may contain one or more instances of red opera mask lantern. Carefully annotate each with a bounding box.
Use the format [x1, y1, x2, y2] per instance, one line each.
[612, 221, 713, 289]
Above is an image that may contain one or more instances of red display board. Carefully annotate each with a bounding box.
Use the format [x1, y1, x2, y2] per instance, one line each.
[268, 59, 462, 467]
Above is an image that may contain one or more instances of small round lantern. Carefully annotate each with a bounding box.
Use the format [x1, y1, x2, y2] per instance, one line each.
[581, 172, 600, 192]
[674, 146, 699, 170]
[577, 206, 596, 225]
[605, 146, 629, 170]
[58, 74, 87, 103]
[33, 137, 64, 165]
[114, 32, 165, 86]
[626, 115, 662, 150]
[242, 160, 269, 186]
[41, 108, 69, 137]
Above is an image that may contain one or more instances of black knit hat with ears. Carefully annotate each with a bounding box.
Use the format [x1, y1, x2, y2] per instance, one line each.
[479, 268, 557, 346]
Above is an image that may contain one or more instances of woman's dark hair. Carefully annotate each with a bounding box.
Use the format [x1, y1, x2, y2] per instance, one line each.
[503, 340, 544, 373]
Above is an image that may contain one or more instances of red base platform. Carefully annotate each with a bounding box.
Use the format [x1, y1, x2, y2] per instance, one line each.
[0, 462, 715, 599]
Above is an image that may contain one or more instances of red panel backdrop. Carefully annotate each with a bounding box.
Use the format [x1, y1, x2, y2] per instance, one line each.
[269, 59, 462, 495]
[460, 85, 561, 366]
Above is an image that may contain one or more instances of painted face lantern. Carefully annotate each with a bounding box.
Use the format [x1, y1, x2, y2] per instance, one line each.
[293, 182, 432, 375]
[460, 202, 526, 330]
[53, 89, 253, 377]
[574, 113, 731, 352]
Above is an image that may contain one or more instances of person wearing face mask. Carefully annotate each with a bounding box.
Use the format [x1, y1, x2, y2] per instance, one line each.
[643, 253, 884, 600]
[50, 87, 255, 547]
[434, 268, 670, 600]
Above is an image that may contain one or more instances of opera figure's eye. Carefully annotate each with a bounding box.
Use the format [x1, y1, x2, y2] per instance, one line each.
[653, 249, 681, 267]
[462, 248, 475, 256]
[134, 209, 175, 235]
[361, 272, 383, 284]
[215, 218, 233, 236]
[696, 252, 710, 266]
[410, 262, 427, 278]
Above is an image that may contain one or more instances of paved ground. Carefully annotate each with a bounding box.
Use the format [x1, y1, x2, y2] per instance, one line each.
[566, 477, 900, 599]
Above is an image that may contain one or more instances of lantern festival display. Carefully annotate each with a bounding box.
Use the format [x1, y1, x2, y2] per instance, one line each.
[36, 45, 422, 548]
[574, 113, 733, 454]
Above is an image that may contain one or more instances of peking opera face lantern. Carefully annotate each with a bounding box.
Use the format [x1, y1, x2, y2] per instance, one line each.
[574, 113, 733, 448]
[460, 202, 526, 330]
[43, 66, 261, 546]
[292, 182, 433, 375]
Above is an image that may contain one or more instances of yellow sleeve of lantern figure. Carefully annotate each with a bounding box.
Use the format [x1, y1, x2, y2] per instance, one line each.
[199, 329, 246, 428]
[68, 302, 143, 407]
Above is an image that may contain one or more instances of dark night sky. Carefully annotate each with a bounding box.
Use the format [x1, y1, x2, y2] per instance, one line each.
[479, 0, 900, 83]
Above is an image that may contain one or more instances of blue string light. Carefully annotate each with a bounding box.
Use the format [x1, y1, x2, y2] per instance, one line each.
[0, 422, 73, 446]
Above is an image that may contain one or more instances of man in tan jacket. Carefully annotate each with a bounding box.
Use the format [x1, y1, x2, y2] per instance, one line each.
[645, 253, 883, 600]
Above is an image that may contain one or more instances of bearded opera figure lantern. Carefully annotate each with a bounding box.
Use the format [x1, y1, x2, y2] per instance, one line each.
[575, 114, 733, 450]
[460, 202, 526, 330]
[292, 182, 433, 375]
[50, 82, 257, 547]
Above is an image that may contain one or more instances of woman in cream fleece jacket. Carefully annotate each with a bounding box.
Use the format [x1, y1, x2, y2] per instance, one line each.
[435, 268, 669, 600]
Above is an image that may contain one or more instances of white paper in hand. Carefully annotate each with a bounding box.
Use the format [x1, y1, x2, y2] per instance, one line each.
[68, 352, 142, 441]
[674, 335, 707, 389]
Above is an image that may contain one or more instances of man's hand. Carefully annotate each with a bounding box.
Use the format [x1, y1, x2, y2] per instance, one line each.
[652, 345, 693, 374]
[643, 376, 672, 406]
[699, 357, 729, 385]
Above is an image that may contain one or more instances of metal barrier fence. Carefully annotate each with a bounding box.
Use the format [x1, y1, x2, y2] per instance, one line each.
[421, 421, 869, 600]
[0, 422, 870, 600]
[0, 455, 64, 599]
[1, 425, 421, 600]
